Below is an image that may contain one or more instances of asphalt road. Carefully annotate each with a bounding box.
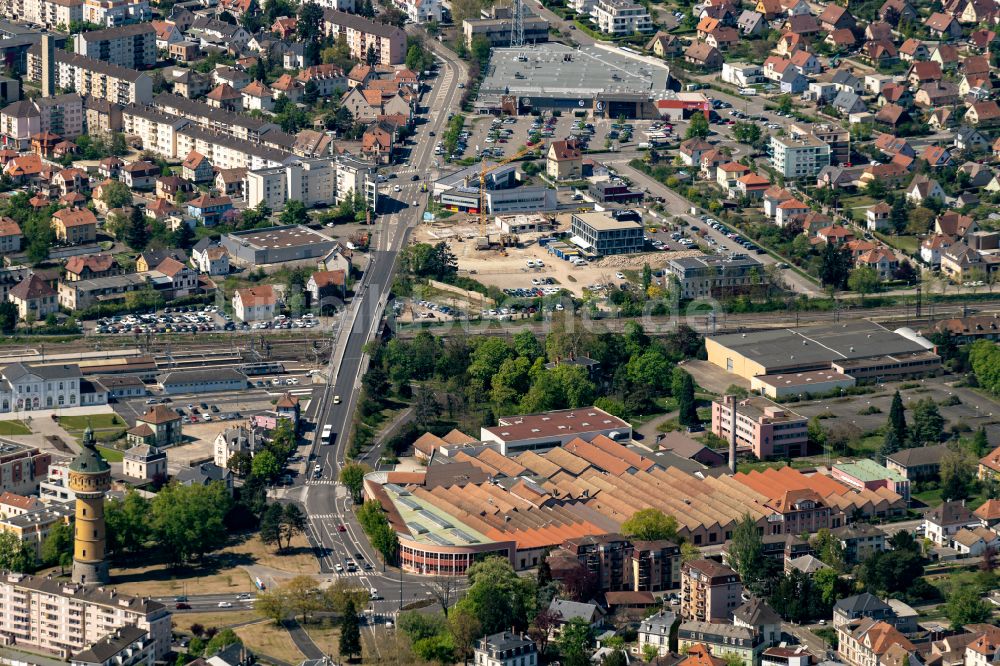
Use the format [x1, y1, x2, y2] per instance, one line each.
[282, 38, 469, 618]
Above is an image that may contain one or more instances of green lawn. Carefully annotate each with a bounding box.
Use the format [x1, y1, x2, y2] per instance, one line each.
[841, 195, 876, 211]
[0, 420, 31, 436]
[874, 232, 919, 255]
[58, 414, 125, 431]
[97, 446, 124, 462]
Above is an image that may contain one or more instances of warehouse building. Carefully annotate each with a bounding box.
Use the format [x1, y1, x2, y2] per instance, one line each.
[222, 224, 338, 267]
[479, 406, 632, 454]
[477, 43, 673, 119]
[364, 425, 905, 576]
[157, 368, 247, 394]
[705, 321, 941, 383]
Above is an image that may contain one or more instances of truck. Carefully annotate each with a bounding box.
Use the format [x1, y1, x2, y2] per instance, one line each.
[321, 424, 333, 443]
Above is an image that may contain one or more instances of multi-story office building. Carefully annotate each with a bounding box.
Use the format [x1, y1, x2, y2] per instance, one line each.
[0, 571, 171, 659]
[73, 23, 155, 70]
[26, 46, 153, 105]
[711, 396, 808, 460]
[246, 159, 336, 212]
[664, 254, 764, 300]
[593, 0, 653, 35]
[321, 8, 406, 65]
[680, 559, 742, 623]
[769, 133, 831, 179]
[570, 211, 644, 256]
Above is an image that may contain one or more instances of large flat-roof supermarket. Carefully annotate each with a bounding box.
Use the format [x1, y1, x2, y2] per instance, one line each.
[710, 321, 931, 367]
[480, 43, 671, 99]
[227, 225, 332, 249]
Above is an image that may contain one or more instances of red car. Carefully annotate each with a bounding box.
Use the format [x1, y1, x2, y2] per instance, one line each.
[338, 524, 346, 532]
[176, 603, 191, 610]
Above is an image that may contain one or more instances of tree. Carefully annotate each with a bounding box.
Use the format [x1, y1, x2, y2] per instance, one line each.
[204, 629, 241, 657]
[339, 599, 362, 661]
[626, 349, 672, 392]
[728, 513, 765, 594]
[776, 94, 793, 114]
[811, 529, 845, 572]
[848, 266, 880, 301]
[414, 386, 441, 427]
[40, 521, 72, 572]
[297, 1, 323, 41]
[0, 301, 17, 334]
[941, 443, 977, 501]
[732, 121, 762, 145]
[911, 398, 944, 446]
[675, 369, 699, 426]
[857, 533, 924, 596]
[455, 556, 536, 635]
[529, 608, 561, 655]
[105, 488, 151, 556]
[340, 463, 370, 504]
[100, 180, 133, 209]
[971, 427, 990, 457]
[945, 586, 992, 629]
[124, 205, 150, 251]
[559, 618, 593, 666]
[251, 449, 281, 481]
[279, 199, 309, 226]
[449, 606, 481, 664]
[820, 242, 851, 290]
[888, 390, 907, 444]
[260, 503, 283, 550]
[150, 481, 231, 564]
[880, 428, 901, 459]
[281, 503, 306, 550]
[685, 112, 710, 139]
[0, 531, 34, 572]
[227, 451, 253, 478]
[621, 508, 678, 541]
[603, 649, 628, 666]
[427, 575, 459, 617]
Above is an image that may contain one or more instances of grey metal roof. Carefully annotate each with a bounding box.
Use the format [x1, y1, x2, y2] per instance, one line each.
[3, 362, 82, 382]
[833, 592, 891, 615]
[548, 598, 602, 622]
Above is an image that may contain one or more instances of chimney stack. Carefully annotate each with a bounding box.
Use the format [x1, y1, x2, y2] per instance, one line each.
[728, 395, 737, 475]
[40, 34, 55, 98]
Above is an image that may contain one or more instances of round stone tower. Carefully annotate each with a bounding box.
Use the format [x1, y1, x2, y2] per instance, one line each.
[69, 426, 111, 586]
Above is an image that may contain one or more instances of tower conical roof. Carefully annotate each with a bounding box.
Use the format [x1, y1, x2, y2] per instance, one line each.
[69, 424, 111, 474]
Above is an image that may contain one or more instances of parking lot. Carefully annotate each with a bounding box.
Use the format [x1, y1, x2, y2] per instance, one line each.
[90, 307, 325, 335]
[445, 112, 661, 164]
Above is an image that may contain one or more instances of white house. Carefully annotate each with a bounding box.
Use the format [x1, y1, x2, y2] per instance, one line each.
[639, 610, 676, 658]
[952, 526, 1000, 556]
[233, 285, 277, 322]
[473, 632, 537, 666]
[0, 362, 90, 412]
[923, 501, 976, 546]
[191, 239, 230, 276]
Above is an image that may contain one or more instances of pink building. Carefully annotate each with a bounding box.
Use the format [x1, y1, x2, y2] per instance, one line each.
[831, 459, 910, 502]
[680, 559, 743, 623]
[711, 397, 808, 460]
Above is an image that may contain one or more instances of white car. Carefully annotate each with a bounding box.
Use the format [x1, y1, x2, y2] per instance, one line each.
[393, 185, 401, 192]
[412, 201, 418, 206]
[333, 395, 341, 404]
[615, 272, 625, 280]
[218, 601, 232, 608]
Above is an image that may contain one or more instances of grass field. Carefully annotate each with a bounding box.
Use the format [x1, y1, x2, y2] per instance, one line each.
[234, 621, 304, 664]
[58, 414, 124, 430]
[111, 533, 316, 597]
[874, 232, 919, 255]
[302, 621, 340, 656]
[0, 420, 30, 435]
[97, 446, 124, 462]
[173, 610, 263, 634]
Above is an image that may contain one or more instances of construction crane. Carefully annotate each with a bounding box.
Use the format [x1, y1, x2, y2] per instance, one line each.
[477, 145, 535, 241]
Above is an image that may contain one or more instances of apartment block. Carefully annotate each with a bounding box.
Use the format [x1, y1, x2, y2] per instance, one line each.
[554, 534, 680, 593]
[680, 559, 742, 623]
[321, 8, 406, 65]
[26, 46, 153, 105]
[13, 0, 83, 30]
[82, 0, 150, 26]
[593, 0, 653, 35]
[121, 105, 188, 159]
[769, 133, 831, 179]
[37, 92, 83, 138]
[246, 158, 336, 212]
[73, 23, 155, 70]
[0, 571, 171, 659]
[711, 396, 808, 460]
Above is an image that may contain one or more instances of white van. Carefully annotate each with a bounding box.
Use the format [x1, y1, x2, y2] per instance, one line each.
[739, 87, 758, 96]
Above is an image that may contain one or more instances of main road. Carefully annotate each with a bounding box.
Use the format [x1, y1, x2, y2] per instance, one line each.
[284, 37, 469, 618]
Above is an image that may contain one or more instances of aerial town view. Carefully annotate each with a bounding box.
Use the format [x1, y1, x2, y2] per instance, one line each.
[1, 0, 1000, 662]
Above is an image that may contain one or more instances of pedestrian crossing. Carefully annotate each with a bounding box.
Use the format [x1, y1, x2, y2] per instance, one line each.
[307, 478, 339, 486]
[310, 513, 338, 520]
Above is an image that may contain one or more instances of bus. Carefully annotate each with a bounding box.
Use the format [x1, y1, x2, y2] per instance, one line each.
[321, 424, 333, 443]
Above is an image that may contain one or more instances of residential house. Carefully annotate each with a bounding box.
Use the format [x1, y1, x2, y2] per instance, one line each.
[737, 11, 766, 35]
[879, 0, 917, 22]
[186, 194, 234, 226]
[684, 42, 723, 70]
[819, 3, 855, 31]
[955, 126, 990, 153]
[915, 82, 959, 107]
[306, 269, 346, 310]
[190, 239, 230, 276]
[180, 150, 213, 182]
[775, 199, 809, 227]
[233, 285, 277, 322]
[131, 405, 182, 447]
[966, 101, 1000, 127]
[52, 208, 97, 244]
[922, 145, 952, 168]
[923, 500, 976, 545]
[899, 38, 929, 62]
[907, 176, 946, 205]
[925, 12, 962, 40]
[838, 619, 915, 666]
[64, 255, 119, 282]
[121, 161, 159, 190]
[866, 202, 892, 232]
[936, 212, 979, 238]
[7, 275, 57, 321]
[856, 248, 899, 280]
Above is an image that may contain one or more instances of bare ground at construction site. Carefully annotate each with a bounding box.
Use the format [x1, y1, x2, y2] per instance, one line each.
[414, 217, 704, 297]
